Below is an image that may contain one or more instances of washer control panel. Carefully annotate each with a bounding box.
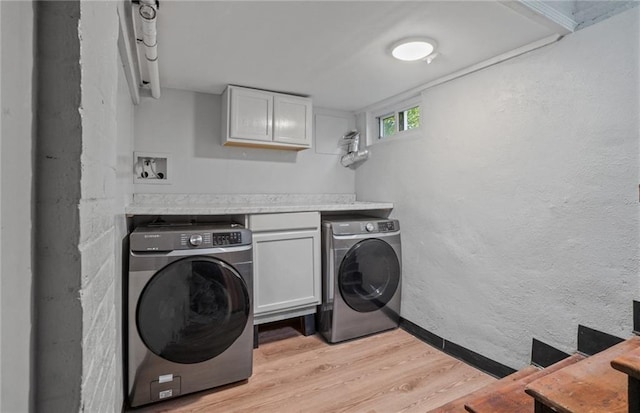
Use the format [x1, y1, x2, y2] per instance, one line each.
[211, 232, 243, 246]
[179, 231, 244, 248]
[180, 233, 211, 247]
[130, 224, 251, 252]
[377, 221, 396, 232]
[189, 234, 203, 246]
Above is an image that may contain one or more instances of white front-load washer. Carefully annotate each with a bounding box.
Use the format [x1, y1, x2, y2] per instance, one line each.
[317, 216, 401, 343]
[126, 223, 253, 407]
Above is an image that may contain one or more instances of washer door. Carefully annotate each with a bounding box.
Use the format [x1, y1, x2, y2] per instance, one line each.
[338, 238, 400, 313]
[137, 256, 250, 364]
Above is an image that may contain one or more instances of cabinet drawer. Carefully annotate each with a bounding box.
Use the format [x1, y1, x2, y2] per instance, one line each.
[248, 212, 319, 232]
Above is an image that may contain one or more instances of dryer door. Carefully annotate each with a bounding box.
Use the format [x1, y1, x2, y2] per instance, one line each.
[338, 239, 400, 313]
[136, 256, 250, 364]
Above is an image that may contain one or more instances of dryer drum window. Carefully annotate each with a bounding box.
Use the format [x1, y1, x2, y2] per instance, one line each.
[338, 239, 400, 313]
[136, 256, 250, 364]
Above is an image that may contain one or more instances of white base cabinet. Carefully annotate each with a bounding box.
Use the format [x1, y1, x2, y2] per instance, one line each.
[222, 85, 312, 151]
[247, 212, 320, 324]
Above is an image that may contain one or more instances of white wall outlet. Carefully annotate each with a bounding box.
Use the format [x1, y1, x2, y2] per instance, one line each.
[134, 152, 172, 184]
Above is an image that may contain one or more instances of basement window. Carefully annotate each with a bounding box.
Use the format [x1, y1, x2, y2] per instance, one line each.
[399, 106, 420, 132]
[375, 99, 421, 140]
[380, 114, 396, 138]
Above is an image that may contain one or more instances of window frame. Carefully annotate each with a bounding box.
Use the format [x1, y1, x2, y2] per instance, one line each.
[367, 96, 422, 146]
[398, 105, 420, 132]
[379, 112, 396, 139]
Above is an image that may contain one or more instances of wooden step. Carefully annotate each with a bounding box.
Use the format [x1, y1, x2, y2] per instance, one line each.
[611, 347, 640, 413]
[463, 353, 586, 412]
[525, 336, 640, 413]
[611, 346, 640, 379]
[427, 365, 540, 412]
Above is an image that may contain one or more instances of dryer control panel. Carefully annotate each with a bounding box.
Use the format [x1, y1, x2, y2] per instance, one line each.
[326, 217, 400, 236]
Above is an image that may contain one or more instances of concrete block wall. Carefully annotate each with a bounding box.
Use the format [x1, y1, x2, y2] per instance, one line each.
[35, 1, 84, 411]
[35, 1, 133, 411]
[78, 1, 132, 412]
[113, 28, 136, 413]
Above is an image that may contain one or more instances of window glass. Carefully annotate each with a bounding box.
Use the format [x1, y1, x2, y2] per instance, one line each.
[377, 104, 420, 139]
[403, 106, 420, 131]
[381, 114, 396, 138]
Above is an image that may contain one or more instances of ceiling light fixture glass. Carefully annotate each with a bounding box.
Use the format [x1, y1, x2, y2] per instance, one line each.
[390, 38, 437, 62]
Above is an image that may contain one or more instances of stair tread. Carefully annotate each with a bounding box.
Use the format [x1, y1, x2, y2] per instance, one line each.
[463, 353, 586, 413]
[611, 346, 640, 379]
[525, 336, 640, 413]
[427, 365, 540, 412]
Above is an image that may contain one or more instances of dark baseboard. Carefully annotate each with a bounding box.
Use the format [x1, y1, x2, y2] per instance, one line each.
[402, 319, 630, 377]
[577, 324, 624, 356]
[634, 301, 640, 335]
[400, 318, 444, 349]
[531, 338, 571, 368]
[400, 318, 516, 379]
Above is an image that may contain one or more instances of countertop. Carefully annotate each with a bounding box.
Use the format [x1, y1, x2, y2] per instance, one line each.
[125, 194, 393, 215]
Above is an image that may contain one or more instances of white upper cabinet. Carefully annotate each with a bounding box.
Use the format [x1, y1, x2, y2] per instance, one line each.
[222, 85, 312, 150]
[273, 94, 312, 146]
[229, 87, 273, 142]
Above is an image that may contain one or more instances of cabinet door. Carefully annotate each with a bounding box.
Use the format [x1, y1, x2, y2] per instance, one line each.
[229, 87, 273, 142]
[253, 230, 320, 316]
[273, 95, 312, 146]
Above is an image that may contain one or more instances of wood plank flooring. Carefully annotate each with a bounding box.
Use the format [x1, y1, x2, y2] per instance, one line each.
[132, 326, 495, 413]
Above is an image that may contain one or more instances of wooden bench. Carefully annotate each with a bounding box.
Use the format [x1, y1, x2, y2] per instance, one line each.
[525, 336, 640, 413]
[464, 353, 585, 412]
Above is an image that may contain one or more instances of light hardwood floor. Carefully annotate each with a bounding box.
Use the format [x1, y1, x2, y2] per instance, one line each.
[133, 326, 495, 412]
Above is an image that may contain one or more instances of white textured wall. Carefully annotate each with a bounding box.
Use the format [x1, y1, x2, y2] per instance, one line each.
[134, 88, 355, 194]
[1, 1, 34, 411]
[355, 8, 639, 369]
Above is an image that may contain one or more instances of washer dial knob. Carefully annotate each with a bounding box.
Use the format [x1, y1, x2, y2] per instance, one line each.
[189, 234, 203, 246]
[365, 222, 375, 232]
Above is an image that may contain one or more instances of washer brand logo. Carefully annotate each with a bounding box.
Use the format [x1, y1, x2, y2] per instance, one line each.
[144, 234, 161, 238]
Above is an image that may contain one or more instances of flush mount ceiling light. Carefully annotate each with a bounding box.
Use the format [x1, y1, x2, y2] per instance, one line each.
[390, 38, 437, 62]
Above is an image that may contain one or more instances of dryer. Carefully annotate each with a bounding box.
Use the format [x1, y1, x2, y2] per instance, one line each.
[127, 223, 253, 407]
[318, 216, 401, 343]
